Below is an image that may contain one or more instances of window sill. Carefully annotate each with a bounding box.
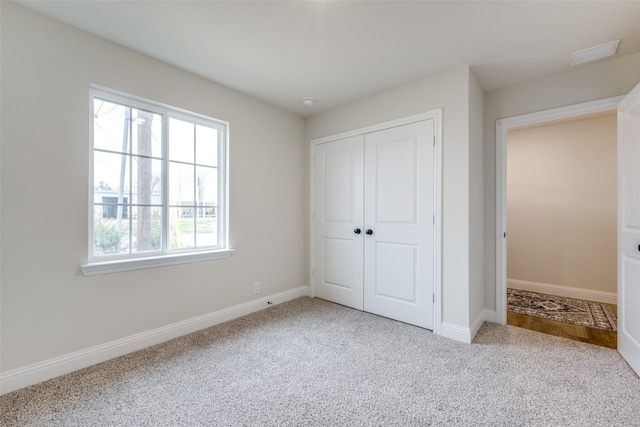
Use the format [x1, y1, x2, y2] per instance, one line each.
[80, 249, 234, 276]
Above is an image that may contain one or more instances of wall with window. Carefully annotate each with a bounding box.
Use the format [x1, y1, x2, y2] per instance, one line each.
[0, 2, 305, 373]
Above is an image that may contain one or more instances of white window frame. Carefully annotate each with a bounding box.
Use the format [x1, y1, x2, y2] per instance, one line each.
[81, 86, 232, 276]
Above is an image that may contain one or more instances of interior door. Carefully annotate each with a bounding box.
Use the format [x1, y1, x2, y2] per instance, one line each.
[363, 120, 435, 329]
[313, 135, 364, 310]
[618, 82, 640, 377]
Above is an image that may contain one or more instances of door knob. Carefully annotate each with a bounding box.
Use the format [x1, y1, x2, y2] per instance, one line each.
[365, 229, 373, 235]
[354, 228, 361, 235]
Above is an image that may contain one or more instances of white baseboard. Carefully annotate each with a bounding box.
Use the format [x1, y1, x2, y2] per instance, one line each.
[440, 322, 472, 344]
[507, 279, 616, 304]
[0, 286, 310, 396]
[481, 309, 497, 324]
[439, 309, 497, 345]
[471, 309, 497, 340]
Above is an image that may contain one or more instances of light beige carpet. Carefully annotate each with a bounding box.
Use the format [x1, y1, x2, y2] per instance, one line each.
[1, 297, 639, 426]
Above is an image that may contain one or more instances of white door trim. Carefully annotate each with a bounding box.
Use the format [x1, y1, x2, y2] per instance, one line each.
[495, 96, 623, 324]
[310, 109, 443, 334]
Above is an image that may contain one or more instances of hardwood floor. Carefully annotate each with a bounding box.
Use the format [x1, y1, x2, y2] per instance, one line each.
[507, 303, 618, 349]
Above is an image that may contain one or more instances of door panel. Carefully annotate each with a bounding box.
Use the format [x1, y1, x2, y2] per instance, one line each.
[374, 242, 418, 302]
[622, 259, 640, 341]
[363, 120, 434, 329]
[313, 135, 364, 310]
[324, 150, 355, 222]
[323, 237, 355, 288]
[618, 83, 640, 376]
[376, 137, 418, 224]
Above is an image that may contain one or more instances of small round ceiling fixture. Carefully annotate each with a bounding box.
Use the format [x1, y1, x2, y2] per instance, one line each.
[302, 97, 315, 106]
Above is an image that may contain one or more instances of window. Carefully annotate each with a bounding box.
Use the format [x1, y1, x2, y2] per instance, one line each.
[82, 88, 231, 275]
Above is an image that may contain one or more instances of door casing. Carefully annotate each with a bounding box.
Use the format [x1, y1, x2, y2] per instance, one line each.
[310, 110, 443, 334]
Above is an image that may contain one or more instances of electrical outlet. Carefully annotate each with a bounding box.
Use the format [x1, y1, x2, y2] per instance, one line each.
[253, 282, 260, 294]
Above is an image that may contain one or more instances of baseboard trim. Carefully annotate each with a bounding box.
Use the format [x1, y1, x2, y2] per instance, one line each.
[0, 286, 310, 395]
[507, 279, 616, 304]
[439, 308, 497, 345]
[471, 309, 497, 340]
[440, 322, 472, 344]
[481, 309, 497, 324]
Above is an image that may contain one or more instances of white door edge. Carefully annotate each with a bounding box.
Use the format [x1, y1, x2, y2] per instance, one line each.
[617, 82, 640, 376]
[495, 96, 623, 325]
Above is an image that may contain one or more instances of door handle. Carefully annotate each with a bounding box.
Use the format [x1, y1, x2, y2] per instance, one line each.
[354, 228, 361, 235]
[365, 229, 373, 235]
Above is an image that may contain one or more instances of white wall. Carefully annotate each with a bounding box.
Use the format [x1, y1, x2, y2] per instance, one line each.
[507, 113, 617, 294]
[306, 67, 475, 332]
[468, 70, 485, 329]
[483, 52, 640, 311]
[0, 3, 306, 374]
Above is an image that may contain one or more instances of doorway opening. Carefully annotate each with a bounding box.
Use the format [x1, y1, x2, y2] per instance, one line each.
[495, 96, 623, 346]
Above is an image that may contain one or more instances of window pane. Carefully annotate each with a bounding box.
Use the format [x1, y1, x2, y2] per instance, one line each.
[94, 99, 129, 153]
[93, 206, 130, 256]
[169, 207, 195, 249]
[196, 216, 217, 247]
[169, 162, 194, 206]
[196, 125, 217, 166]
[169, 118, 194, 163]
[94, 152, 129, 203]
[132, 109, 163, 159]
[132, 157, 163, 205]
[97, 199, 129, 219]
[196, 166, 217, 207]
[132, 206, 162, 253]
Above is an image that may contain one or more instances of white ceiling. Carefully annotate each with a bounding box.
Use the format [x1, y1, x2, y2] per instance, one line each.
[14, 1, 640, 117]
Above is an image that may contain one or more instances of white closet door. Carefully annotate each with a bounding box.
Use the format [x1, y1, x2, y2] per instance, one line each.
[363, 120, 434, 329]
[313, 135, 364, 310]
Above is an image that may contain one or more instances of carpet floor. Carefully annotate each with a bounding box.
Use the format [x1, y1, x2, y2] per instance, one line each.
[507, 288, 617, 332]
[1, 297, 639, 426]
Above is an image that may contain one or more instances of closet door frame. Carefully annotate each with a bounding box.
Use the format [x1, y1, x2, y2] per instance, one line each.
[309, 109, 443, 335]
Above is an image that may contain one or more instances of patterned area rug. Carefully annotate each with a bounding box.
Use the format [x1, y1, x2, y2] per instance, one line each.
[507, 288, 617, 332]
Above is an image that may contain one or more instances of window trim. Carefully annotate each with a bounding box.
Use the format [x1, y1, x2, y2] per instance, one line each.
[80, 249, 234, 276]
[82, 86, 231, 275]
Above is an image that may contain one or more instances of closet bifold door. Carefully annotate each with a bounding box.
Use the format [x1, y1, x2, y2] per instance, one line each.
[363, 120, 435, 329]
[313, 135, 365, 310]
